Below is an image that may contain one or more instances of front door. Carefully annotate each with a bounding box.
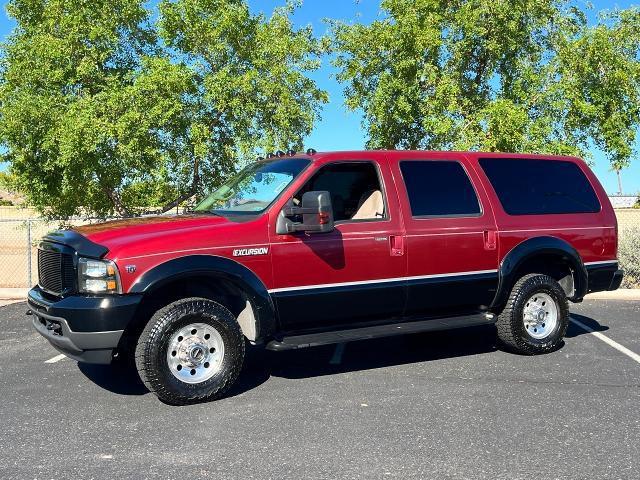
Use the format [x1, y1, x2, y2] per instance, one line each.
[269, 159, 407, 332]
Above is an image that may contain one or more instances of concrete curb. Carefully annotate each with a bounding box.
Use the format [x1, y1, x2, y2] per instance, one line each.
[0, 288, 29, 300]
[584, 289, 640, 301]
[0, 299, 23, 307]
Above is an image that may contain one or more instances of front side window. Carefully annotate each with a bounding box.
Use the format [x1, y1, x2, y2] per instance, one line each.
[293, 162, 385, 222]
[195, 158, 309, 215]
[400, 160, 481, 217]
[479, 158, 601, 215]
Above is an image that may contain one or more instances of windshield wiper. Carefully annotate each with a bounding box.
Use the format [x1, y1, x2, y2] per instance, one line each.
[186, 209, 225, 217]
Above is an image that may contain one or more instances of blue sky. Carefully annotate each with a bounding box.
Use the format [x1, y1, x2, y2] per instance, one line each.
[1, 0, 639, 195]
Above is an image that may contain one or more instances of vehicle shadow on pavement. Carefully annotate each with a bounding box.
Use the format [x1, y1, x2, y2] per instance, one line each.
[75, 326, 500, 399]
[238, 313, 610, 385]
[238, 325, 499, 384]
[78, 362, 149, 396]
[76, 352, 274, 398]
[75, 314, 610, 400]
[565, 313, 609, 337]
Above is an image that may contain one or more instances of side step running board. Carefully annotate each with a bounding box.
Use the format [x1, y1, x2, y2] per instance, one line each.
[266, 314, 495, 351]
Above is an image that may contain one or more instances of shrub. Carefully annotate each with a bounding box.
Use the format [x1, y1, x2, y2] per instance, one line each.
[618, 228, 640, 288]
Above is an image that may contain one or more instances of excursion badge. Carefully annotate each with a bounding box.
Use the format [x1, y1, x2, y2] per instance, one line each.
[232, 247, 269, 257]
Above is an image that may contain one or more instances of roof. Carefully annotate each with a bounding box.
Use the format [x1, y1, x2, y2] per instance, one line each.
[305, 150, 583, 162]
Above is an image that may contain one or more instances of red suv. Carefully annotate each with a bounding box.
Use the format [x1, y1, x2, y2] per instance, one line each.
[28, 150, 623, 404]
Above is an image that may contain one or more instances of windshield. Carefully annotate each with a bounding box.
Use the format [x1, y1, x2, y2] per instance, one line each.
[194, 158, 310, 214]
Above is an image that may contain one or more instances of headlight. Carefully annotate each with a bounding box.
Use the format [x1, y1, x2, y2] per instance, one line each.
[78, 258, 121, 294]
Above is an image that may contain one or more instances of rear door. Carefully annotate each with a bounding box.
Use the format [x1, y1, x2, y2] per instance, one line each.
[268, 157, 407, 332]
[392, 153, 500, 317]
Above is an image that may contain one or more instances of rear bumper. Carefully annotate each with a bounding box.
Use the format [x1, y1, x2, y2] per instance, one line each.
[586, 262, 624, 293]
[27, 286, 142, 364]
[608, 269, 624, 291]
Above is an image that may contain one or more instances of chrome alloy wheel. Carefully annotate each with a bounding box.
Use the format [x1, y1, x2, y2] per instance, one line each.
[166, 323, 225, 384]
[522, 292, 558, 340]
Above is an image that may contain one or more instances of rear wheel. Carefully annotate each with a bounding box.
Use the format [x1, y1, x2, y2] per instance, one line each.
[135, 297, 245, 405]
[496, 274, 569, 354]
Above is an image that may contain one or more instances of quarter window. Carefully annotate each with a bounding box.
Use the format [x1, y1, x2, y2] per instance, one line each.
[479, 158, 600, 215]
[400, 161, 481, 217]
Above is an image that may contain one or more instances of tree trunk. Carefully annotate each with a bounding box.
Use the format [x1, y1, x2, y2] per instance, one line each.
[106, 189, 129, 217]
[160, 155, 200, 214]
[616, 169, 623, 195]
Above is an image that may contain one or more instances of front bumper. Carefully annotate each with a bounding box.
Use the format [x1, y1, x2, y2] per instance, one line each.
[28, 286, 142, 364]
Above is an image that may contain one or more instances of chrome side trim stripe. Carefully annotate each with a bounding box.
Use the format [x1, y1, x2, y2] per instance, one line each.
[584, 260, 618, 266]
[500, 226, 616, 233]
[267, 269, 498, 294]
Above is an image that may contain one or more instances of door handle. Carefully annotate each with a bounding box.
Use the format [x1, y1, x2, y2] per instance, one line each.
[483, 230, 497, 250]
[390, 235, 404, 256]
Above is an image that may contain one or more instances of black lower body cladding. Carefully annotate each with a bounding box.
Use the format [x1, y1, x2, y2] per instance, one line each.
[28, 286, 142, 364]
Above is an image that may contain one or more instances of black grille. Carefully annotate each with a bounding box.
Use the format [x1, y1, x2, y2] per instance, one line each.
[38, 248, 75, 295]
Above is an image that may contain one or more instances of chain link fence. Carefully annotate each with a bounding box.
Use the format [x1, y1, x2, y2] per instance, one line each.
[0, 210, 93, 288]
[615, 209, 640, 233]
[1, 206, 640, 289]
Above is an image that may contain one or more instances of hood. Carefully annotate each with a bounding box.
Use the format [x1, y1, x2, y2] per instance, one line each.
[73, 215, 221, 238]
[72, 214, 237, 258]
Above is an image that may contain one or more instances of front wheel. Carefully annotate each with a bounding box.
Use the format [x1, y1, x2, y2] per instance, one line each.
[135, 297, 245, 405]
[496, 274, 569, 355]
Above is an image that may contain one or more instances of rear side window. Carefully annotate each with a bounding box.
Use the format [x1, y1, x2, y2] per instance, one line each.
[479, 158, 600, 215]
[400, 161, 481, 217]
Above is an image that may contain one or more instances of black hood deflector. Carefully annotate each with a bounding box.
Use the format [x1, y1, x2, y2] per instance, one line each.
[42, 230, 108, 258]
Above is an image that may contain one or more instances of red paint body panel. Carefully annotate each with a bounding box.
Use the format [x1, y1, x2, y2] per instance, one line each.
[91, 215, 273, 293]
[388, 152, 500, 277]
[72, 151, 617, 295]
[268, 154, 406, 289]
[464, 153, 618, 264]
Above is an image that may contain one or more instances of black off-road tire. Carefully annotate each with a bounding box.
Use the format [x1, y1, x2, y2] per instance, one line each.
[496, 274, 569, 355]
[135, 297, 245, 405]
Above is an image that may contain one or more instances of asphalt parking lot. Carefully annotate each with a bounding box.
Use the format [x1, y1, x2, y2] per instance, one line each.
[0, 299, 638, 480]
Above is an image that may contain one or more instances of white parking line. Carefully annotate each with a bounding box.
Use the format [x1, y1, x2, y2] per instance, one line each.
[330, 343, 347, 365]
[44, 354, 67, 364]
[570, 318, 640, 364]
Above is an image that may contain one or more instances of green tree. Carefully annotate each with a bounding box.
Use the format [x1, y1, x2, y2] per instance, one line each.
[332, 0, 640, 169]
[0, 0, 327, 219]
[157, 0, 328, 209]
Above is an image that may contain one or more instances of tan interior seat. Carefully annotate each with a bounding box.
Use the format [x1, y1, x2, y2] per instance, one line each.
[351, 190, 384, 220]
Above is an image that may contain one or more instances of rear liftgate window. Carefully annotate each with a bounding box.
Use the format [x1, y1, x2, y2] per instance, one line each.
[400, 161, 481, 217]
[479, 158, 601, 215]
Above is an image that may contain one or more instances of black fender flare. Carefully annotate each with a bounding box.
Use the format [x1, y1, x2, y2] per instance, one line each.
[491, 236, 588, 309]
[129, 255, 277, 342]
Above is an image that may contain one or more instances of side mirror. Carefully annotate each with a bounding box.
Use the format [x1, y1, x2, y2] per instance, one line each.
[276, 191, 334, 235]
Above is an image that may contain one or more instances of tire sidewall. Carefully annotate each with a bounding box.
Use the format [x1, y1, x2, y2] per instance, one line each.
[138, 299, 244, 404]
[511, 277, 568, 351]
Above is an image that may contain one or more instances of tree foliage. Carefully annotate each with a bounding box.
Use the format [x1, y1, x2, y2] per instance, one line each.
[332, 0, 640, 167]
[0, 0, 327, 218]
